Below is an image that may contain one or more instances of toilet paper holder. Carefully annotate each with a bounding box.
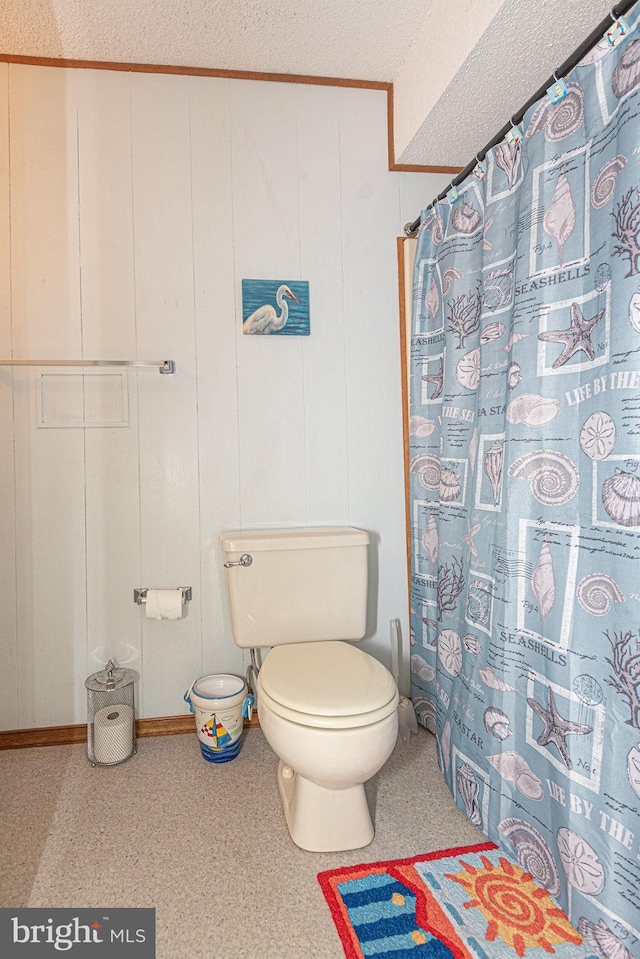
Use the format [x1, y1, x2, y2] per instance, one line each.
[85, 660, 136, 767]
[133, 586, 192, 605]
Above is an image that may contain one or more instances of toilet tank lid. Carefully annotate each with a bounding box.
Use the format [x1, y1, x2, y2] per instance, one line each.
[220, 526, 369, 552]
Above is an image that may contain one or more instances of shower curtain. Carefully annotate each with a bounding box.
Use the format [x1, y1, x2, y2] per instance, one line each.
[409, 11, 640, 952]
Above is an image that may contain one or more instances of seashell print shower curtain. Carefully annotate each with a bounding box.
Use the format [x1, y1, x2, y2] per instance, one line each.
[409, 7, 640, 949]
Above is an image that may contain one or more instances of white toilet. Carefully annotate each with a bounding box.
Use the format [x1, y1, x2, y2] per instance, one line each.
[220, 526, 399, 852]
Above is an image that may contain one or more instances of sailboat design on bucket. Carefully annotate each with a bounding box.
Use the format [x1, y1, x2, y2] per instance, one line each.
[201, 715, 232, 749]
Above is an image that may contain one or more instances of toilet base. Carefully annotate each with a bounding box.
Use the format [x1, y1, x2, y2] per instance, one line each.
[277, 760, 374, 852]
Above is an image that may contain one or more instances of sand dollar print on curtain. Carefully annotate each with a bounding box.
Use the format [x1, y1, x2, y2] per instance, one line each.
[409, 7, 640, 949]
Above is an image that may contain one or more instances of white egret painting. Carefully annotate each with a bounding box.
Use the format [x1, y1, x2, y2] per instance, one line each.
[242, 279, 310, 335]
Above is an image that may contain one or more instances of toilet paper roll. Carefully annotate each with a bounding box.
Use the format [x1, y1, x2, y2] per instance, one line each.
[93, 704, 134, 764]
[145, 589, 183, 621]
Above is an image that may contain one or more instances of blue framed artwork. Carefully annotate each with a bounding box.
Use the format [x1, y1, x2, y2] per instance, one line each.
[242, 279, 310, 335]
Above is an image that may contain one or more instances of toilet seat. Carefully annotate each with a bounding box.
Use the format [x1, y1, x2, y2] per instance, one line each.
[257, 641, 398, 729]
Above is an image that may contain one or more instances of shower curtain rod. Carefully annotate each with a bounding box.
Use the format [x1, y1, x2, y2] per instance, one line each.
[404, 0, 638, 237]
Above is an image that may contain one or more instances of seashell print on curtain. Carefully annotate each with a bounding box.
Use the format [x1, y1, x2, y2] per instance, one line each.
[409, 4, 640, 945]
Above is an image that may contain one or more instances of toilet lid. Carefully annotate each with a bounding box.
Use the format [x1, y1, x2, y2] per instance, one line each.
[257, 641, 398, 728]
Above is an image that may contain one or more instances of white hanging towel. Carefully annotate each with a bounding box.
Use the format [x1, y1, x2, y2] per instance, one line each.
[145, 589, 183, 620]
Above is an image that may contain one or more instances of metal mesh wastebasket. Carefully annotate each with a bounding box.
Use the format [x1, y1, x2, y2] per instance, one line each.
[85, 660, 136, 766]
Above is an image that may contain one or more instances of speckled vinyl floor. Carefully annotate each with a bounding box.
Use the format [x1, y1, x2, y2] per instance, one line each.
[0, 727, 483, 959]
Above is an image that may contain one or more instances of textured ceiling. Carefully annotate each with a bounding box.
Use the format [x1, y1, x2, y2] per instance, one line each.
[0, 0, 432, 80]
[0, 0, 629, 166]
[396, 0, 616, 165]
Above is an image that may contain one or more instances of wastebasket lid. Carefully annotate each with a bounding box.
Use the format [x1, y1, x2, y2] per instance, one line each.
[85, 660, 134, 691]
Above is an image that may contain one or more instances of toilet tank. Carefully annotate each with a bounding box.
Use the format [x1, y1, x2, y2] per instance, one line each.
[220, 527, 369, 648]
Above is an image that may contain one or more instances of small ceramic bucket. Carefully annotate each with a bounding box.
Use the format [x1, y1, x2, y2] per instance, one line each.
[184, 674, 254, 763]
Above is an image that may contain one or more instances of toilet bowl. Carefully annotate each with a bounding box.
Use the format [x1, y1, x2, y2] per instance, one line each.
[256, 641, 399, 852]
[221, 525, 400, 852]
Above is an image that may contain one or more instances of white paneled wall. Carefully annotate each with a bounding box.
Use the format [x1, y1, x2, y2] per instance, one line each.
[77, 70, 142, 720]
[0, 63, 16, 724]
[10, 66, 86, 727]
[0, 63, 448, 728]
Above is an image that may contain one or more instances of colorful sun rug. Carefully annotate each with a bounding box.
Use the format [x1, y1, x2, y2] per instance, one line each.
[318, 841, 599, 959]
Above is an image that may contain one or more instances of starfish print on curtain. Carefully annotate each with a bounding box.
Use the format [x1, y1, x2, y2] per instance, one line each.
[538, 301, 605, 368]
[526, 685, 593, 770]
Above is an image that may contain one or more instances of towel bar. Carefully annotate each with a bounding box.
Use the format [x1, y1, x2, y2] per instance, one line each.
[0, 359, 176, 374]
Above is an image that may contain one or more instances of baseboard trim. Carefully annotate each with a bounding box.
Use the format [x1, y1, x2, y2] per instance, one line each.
[0, 713, 260, 750]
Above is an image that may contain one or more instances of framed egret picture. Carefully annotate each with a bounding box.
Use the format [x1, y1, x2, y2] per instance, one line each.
[242, 279, 310, 335]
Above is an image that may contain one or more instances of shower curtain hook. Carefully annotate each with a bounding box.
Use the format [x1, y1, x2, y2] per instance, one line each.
[506, 118, 522, 146]
[474, 154, 487, 180]
[548, 69, 569, 103]
[447, 179, 460, 203]
[606, 8, 631, 46]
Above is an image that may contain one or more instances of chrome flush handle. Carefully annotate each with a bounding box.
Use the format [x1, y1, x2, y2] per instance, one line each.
[223, 554, 253, 568]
